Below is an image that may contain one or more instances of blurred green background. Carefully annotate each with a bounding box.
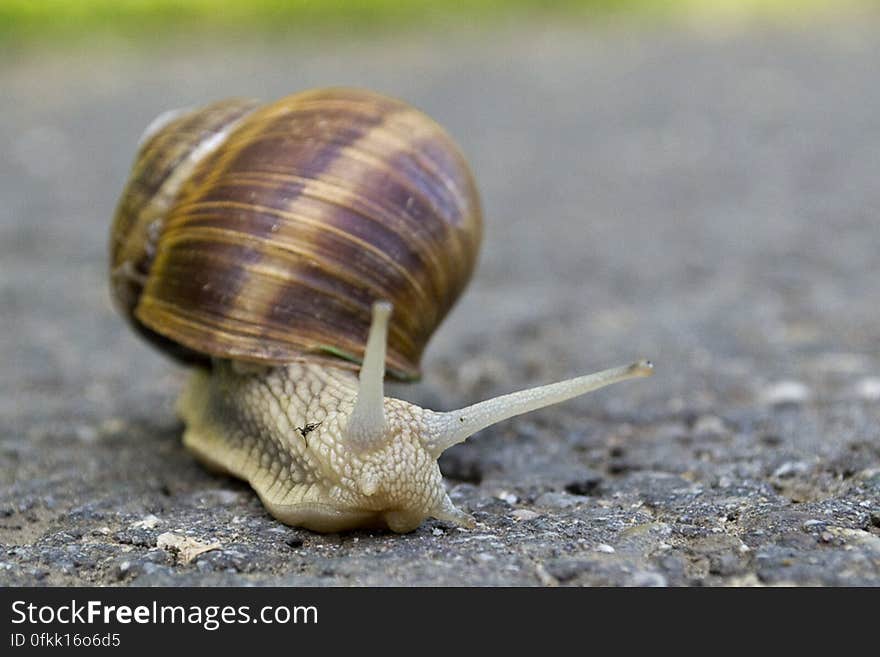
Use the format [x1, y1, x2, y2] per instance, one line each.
[2, 0, 874, 50]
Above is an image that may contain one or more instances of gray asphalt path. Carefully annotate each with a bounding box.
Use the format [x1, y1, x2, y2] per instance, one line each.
[1, 20, 879, 585]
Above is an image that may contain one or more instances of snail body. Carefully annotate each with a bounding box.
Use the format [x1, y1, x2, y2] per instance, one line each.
[111, 88, 652, 533]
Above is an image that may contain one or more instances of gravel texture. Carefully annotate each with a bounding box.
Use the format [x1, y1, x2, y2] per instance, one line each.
[2, 19, 879, 586]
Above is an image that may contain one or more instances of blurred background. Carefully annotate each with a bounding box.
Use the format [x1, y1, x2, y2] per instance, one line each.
[4, 0, 878, 390]
[2, 1, 870, 46]
[2, 1, 880, 585]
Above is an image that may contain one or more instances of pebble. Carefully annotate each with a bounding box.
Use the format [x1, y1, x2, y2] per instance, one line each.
[595, 544, 615, 554]
[495, 491, 518, 505]
[760, 380, 811, 406]
[130, 514, 161, 530]
[511, 509, 541, 522]
[156, 532, 222, 564]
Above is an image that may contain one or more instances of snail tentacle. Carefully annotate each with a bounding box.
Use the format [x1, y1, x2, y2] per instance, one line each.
[345, 301, 392, 450]
[424, 360, 654, 456]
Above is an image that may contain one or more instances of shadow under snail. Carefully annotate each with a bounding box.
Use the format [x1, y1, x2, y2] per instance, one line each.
[109, 87, 653, 533]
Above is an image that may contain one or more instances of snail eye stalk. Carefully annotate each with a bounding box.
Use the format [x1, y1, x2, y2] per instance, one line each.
[423, 360, 654, 456]
[345, 302, 393, 450]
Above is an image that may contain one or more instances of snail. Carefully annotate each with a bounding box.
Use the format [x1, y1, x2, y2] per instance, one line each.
[110, 87, 653, 533]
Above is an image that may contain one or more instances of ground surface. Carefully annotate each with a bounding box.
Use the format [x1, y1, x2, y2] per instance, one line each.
[2, 20, 879, 586]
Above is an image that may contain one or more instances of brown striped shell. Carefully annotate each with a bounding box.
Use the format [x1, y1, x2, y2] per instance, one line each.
[110, 88, 483, 380]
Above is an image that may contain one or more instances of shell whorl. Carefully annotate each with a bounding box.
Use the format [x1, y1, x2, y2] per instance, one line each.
[110, 88, 483, 380]
[110, 98, 261, 363]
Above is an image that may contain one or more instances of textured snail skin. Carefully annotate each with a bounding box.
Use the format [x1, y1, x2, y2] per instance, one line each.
[176, 303, 653, 532]
[178, 362, 463, 533]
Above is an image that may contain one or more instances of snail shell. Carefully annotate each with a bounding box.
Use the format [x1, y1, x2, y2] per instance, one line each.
[110, 87, 482, 380]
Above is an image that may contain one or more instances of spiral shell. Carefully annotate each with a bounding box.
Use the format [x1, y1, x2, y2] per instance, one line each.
[110, 88, 483, 380]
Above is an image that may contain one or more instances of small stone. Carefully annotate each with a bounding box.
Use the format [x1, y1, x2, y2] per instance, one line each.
[130, 514, 160, 530]
[495, 491, 518, 505]
[156, 532, 221, 565]
[431, 528, 445, 537]
[511, 509, 541, 522]
[761, 380, 811, 406]
[595, 544, 615, 554]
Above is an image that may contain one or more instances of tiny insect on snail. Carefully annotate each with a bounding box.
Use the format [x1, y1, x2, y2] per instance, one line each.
[110, 87, 653, 533]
